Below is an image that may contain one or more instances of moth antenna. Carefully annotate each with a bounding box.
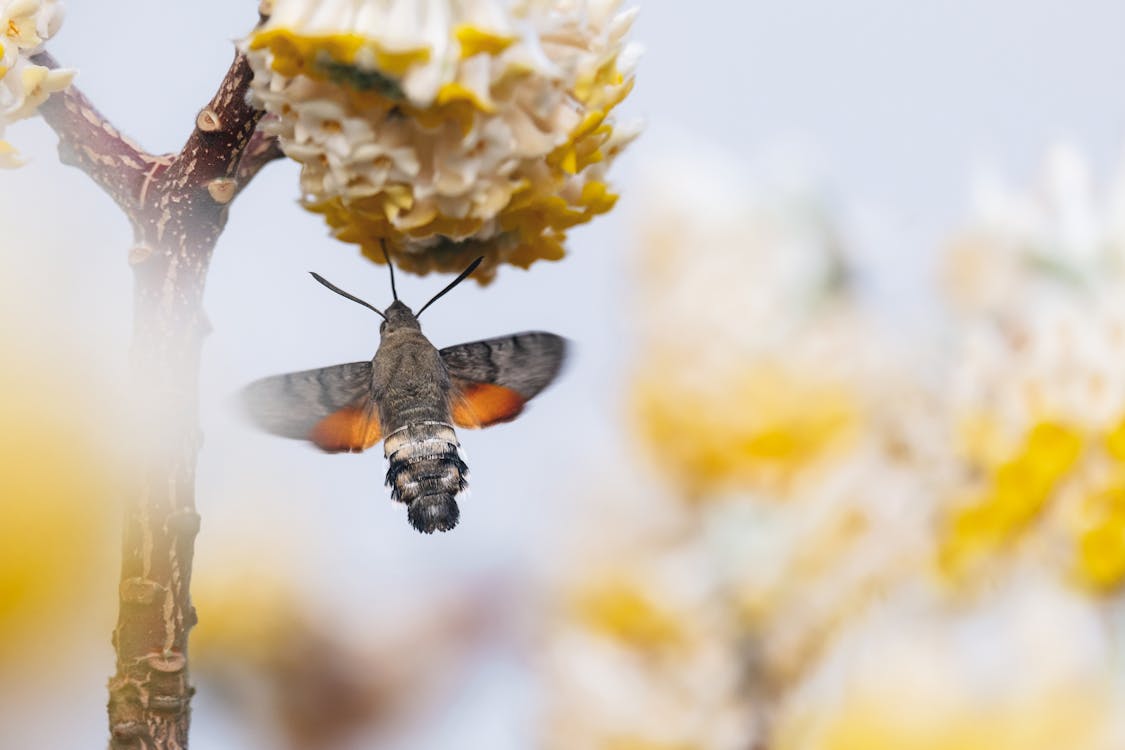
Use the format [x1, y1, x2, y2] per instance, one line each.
[415, 256, 484, 318]
[309, 272, 387, 320]
[381, 240, 398, 302]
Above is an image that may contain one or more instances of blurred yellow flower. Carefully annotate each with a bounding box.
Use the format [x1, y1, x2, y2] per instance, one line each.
[1074, 479, 1125, 589]
[941, 422, 1083, 578]
[245, 0, 640, 279]
[0, 368, 117, 653]
[544, 560, 757, 749]
[1105, 416, 1125, 460]
[634, 361, 858, 496]
[947, 280, 1125, 588]
[783, 693, 1113, 750]
[624, 158, 882, 496]
[571, 579, 687, 653]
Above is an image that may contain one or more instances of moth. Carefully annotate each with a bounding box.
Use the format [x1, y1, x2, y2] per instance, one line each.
[242, 254, 567, 534]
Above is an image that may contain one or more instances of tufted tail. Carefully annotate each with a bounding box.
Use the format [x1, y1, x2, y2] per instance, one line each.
[384, 422, 468, 533]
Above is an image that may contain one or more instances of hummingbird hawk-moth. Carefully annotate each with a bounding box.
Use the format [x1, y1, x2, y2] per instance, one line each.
[242, 255, 567, 534]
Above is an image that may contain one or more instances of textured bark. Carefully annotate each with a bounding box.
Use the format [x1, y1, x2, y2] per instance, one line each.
[34, 44, 283, 749]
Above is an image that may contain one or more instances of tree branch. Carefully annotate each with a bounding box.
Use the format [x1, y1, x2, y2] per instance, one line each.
[37, 42, 281, 750]
[31, 51, 169, 218]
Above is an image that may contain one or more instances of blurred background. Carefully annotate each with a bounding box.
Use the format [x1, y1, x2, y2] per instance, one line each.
[3, 1, 1125, 748]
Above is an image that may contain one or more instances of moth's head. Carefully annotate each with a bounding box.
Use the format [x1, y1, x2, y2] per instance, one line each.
[381, 300, 420, 332]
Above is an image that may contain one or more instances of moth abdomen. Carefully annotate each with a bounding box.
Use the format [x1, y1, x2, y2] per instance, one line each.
[407, 494, 460, 534]
[383, 422, 466, 533]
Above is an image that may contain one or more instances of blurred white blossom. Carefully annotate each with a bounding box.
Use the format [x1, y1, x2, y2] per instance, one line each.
[541, 145, 1125, 749]
[541, 155, 955, 748]
[941, 150, 1125, 589]
[542, 559, 756, 748]
[775, 577, 1125, 750]
[627, 154, 918, 497]
[945, 144, 1125, 314]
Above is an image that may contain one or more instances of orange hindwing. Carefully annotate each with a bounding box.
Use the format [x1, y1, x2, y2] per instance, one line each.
[451, 381, 526, 428]
[309, 406, 382, 453]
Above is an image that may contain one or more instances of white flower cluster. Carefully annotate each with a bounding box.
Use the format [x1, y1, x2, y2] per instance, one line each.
[0, 0, 72, 167]
[245, 0, 641, 277]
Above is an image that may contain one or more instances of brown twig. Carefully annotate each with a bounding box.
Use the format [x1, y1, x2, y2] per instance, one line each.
[35, 44, 284, 750]
[31, 51, 170, 218]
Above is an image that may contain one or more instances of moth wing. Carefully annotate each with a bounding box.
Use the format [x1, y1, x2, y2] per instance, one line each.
[308, 404, 383, 454]
[440, 332, 567, 428]
[242, 361, 383, 453]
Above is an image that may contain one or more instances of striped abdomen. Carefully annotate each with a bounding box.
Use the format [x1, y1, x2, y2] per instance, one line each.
[383, 422, 467, 533]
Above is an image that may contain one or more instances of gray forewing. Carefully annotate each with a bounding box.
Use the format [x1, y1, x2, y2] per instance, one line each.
[242, 361, 373, 440]
[439, 332, 567, 399]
